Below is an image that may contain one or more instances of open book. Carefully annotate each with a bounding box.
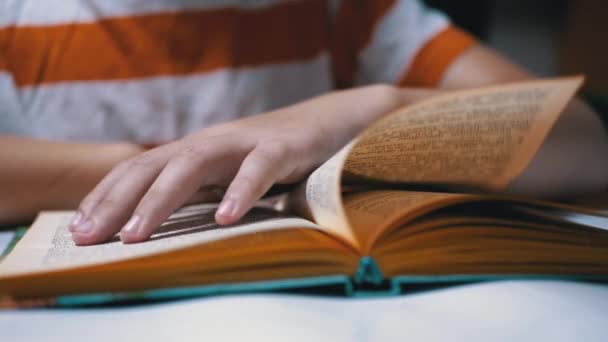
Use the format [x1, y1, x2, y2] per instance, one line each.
[2, 77, 608, 306]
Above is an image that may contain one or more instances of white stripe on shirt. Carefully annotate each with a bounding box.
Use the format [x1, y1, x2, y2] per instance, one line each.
[5, 54, 333, 142]
[355, 0, 448, 85]
[0, 0, 291, 27]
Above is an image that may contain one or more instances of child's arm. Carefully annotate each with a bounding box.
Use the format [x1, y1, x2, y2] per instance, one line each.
[0, 136, 143, 224]
[70, 44, 608, 246]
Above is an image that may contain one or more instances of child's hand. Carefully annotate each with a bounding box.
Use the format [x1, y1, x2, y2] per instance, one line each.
[69, 85, 415, 245]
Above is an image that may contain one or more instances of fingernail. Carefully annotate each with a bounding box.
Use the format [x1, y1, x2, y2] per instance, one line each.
[121, 215, 141, 236]
[72, 219, 94, 234]
[68, 211, 83, 230]
[217, 199, 236, 218]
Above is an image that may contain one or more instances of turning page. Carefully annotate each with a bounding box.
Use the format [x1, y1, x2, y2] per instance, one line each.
[291, 143, 361, 249]
[343, 77, 583, 190]
[293, 77, 583, 251]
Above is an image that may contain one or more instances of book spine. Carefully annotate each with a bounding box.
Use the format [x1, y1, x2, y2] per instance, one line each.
[354, 256, 384, 285]
[350, 257, 401, 297]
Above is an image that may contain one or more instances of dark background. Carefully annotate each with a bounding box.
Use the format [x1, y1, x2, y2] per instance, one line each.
[425, 0, 607, 103]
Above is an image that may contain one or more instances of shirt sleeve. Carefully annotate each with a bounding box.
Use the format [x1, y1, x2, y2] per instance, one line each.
[330, 0, 477, 88]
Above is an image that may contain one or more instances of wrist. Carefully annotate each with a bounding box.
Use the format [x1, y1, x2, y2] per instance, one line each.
[328, 84, 404, 132]
[341, 84, 442, 125]
[101, 142, 146, 163]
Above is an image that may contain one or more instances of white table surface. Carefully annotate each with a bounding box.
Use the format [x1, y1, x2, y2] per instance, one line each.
[1, 280, 607, 342]
[0, 231, 14, 254]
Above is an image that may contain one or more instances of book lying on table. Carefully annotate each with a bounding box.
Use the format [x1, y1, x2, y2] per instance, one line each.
[2, 77, 608, 307]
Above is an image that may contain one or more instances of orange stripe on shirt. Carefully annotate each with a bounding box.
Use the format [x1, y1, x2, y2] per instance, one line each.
[329, 0, 396, 88]
[399, 26, 477, 87]
[0, 25, 12, 72]
[0, 0, 328, 87]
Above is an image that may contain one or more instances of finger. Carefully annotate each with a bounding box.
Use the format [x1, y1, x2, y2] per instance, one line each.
[71, 152, 168, 245]
[215, 141, 293, 225]
[69, 144, 174, 230]
[120, 142, 245, 243]
[68, 160, 131, 231]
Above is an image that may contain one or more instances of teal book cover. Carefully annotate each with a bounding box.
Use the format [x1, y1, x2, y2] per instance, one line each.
[53, 256, 608, 307]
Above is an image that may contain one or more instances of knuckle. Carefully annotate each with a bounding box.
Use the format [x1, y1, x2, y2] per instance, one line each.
[113, 159, 133, 173]
[255, 140, 308, 181]
[255, 140, 289, 163]
[129, 152, 156, 169]
[176, 144, 211, 168]
[306, 131, 326, 154]
[177, 144, 199, 157]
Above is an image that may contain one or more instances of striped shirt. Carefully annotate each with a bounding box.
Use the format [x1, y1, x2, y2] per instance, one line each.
[0, 0, 476, 143]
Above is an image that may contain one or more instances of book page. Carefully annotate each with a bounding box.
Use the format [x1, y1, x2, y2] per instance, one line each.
[344, 77, 583, 190]
[343, 190, 466, 253]
[288, 143, 360, 250]
[344, 190, 608, 254]
[0, 204, 320, 277]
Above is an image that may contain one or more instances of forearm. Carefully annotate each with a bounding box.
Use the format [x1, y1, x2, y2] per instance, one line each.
[0, 136, 143, 224]
[508, 99, 608, 198]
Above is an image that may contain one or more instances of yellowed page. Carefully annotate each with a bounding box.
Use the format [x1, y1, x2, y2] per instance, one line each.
[289, 142, 361, 250]
[343, 190, 469, 253]
[0, 204, 320, 277]
[344, 77, 583, 190]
